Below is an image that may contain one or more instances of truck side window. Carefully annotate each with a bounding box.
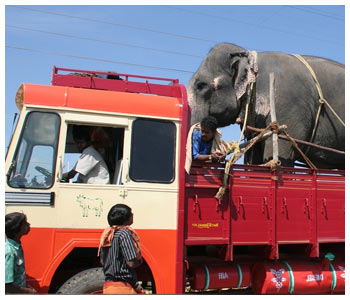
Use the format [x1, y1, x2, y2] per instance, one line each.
[7, 111, 60, 189]
[63, 125, 124, 184]
[130, 119, 176, 183]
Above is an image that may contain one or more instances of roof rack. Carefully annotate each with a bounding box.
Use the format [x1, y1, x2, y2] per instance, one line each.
[51, 66, 183, 98]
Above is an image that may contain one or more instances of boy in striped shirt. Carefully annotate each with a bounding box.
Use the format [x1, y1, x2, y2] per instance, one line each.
[98, 204, 143, 294]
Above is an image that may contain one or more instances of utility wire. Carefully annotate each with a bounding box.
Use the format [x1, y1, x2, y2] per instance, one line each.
[12, 5, 343, 52]
[6, 24, 203, 59]
[11, 5, 219, 44]
[286, 5, 344, 21]
[256, 6, 286, 25]
[167, 6, 344, 46]
[5, 45, 194, 74]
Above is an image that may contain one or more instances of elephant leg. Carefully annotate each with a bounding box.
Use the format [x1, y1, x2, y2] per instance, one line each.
[244, 141, 264, 165]
[263, 137, 295, 167]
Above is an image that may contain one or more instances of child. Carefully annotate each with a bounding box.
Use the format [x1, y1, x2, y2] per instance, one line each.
[98, 204, 144, 294]
[5, 212, 37, 294]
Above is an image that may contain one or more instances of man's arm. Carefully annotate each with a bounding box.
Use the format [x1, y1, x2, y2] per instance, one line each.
[120, 230, 143, 269]
[126, 257, 143, 269]
[62, 169, 78, 180]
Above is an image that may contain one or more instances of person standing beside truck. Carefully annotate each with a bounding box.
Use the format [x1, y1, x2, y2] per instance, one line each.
[5, 212, 37, 294]
[62, 125, 110, 184]
[98, 204, 144, 294]
[185, 116, 229, 173]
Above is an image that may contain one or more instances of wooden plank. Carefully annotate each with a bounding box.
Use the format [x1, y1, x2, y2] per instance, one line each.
[269, 72, 279, 161]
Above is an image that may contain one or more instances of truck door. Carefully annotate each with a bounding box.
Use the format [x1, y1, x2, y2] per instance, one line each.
[55, 114, 129, 230]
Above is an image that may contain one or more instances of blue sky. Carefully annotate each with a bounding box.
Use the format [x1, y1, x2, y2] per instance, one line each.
[3, 3, 346, 160]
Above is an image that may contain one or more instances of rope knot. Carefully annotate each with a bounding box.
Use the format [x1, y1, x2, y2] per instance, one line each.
[227, 141, 241, 155]
[319, 98, 325, 104]
[270, 120, 280, 133]
[261, 159, 281, 172]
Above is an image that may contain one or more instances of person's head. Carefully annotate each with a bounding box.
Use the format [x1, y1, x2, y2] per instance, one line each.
[107, 204, 133, 226]
[5, 212, 30, 240]
[73, 126, 91, 152]
[200, 116, 218, 142]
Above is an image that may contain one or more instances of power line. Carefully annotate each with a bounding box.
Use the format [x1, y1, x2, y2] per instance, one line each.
[256, 6, 286, 25]
[11, 5, 343, 55]
[6, 24, 203, 59]
[306, 6, 345, 19]
[286, 5, 344, 21]
[5, 45, 195, 74]
[166, 6, 344, 46]
[11, 5, 219, 44]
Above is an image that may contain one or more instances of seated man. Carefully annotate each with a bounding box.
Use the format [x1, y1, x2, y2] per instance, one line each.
[63, 126, 110, 184]
[185, 116, 228, 173]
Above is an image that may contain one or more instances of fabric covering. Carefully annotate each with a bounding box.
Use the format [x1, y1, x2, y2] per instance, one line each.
[97, 225, 141, 258]
[103, 281, 137, 294]
[235, 51, 258, 101]
[185, 122, 229, 174]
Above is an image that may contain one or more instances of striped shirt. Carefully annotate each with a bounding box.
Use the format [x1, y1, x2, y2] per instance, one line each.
[100, 228, 138, 286]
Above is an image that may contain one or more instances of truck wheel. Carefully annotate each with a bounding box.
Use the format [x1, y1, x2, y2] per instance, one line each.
[56, 267, 104, 294]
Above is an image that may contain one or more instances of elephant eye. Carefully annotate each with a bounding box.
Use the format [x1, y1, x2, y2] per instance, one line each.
[196, 82, 207, 91]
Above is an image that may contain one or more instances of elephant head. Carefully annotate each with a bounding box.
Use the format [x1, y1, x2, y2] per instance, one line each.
[187, 43, 258, 127]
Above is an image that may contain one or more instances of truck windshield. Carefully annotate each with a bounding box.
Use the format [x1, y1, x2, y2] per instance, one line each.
[7, 111, 60, 189]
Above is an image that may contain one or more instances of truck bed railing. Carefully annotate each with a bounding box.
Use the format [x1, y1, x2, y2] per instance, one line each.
[51, 66, 183, 98]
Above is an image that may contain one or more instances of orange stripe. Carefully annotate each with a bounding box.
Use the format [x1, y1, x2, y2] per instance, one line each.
[21, 227, 177, 294]
[22, 84, 182, 119]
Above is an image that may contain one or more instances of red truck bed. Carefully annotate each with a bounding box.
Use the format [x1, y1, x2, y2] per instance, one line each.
[185, 163, 344, 260]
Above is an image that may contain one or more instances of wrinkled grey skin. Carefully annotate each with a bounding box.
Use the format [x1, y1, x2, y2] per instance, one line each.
[188, 43, 344, 169]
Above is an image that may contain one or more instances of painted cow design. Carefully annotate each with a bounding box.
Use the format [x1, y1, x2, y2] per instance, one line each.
[76, 194, 103, 217]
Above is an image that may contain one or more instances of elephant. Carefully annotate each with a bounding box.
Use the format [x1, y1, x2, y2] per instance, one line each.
[187, 43, 344, 169]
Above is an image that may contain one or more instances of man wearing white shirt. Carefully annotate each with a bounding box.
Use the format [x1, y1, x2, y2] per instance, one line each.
[63, 126, 110, 184]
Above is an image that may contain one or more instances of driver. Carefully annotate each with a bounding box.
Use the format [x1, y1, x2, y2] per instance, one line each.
[62, 126, 110, 184]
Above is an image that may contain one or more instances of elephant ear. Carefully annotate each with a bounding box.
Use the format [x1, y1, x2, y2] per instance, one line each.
[230, 51, 258, 101]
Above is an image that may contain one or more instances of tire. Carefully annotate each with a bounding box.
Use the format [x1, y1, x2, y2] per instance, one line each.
[56, 267, 105, 294]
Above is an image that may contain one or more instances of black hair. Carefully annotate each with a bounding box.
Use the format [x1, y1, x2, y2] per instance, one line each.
[200, 116, 218, 132]
[5, 212, 27, 239]
[72, 125, 91, 142]
[107, 204, 132, 226]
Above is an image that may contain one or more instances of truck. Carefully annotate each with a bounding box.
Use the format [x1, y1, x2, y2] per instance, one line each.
[5, 67, 345, 294]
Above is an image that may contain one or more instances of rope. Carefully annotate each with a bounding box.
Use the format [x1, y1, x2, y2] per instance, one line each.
[215, 122, 277, 201]
[237, 83, 254, 146]
[237, 121, 345, 155]
[215, 82, 255, 200]
[261, 159, 281, 171]
[280, 127, 317, 170]
[215, 120, 320, 201]
[292, 54, 345, 149]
